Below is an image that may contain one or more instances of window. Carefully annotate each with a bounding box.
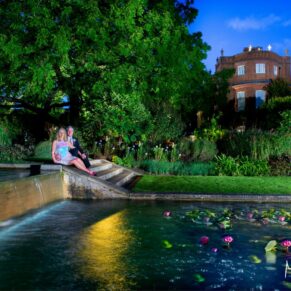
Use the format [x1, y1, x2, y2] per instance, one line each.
[237, 65, 245, 76]
[237, 91, 245, 111]
[256, 63, 265, 74]
[274, 65, 278, 76]
[255, 90, 266, 108]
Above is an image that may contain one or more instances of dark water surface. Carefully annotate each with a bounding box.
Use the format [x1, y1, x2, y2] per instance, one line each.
[0, 169, 31, 182]
[0, 200, 291, 290]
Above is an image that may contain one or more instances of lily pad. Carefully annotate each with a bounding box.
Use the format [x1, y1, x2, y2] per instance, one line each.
[265, 240, 277, 252]
[249, 255, 262, 264]
[283, 281, 291, 289]
[193, 273, 205, 283]
[162, 240, 173, 249]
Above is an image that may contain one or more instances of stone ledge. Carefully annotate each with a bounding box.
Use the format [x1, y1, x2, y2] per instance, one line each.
[0, 163, 36, 169]
[130, 193, 291, 202]
[40, 164, 62, 171]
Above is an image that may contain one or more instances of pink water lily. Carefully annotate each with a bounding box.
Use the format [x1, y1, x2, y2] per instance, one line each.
[222, 235, 234, 245]
[199, 236, 209, 245]
[278, 216, 285, 222]
[247, 213, 253, 220]
[280, 240, 291, 252]
[163, 210, 172, 217]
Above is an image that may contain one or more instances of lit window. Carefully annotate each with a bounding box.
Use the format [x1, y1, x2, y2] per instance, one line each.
[237, 91, 245, 111]
[256, 64, 265, 74]
[274, 65, 278, 76]
[255, 90, 266, 108]
[237, 65, 245, 76]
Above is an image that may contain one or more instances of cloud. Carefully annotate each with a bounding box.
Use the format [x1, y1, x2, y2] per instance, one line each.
[227, 14, 281, 31]
[283, 19, 291, 27]
[272, 38, 291, 52]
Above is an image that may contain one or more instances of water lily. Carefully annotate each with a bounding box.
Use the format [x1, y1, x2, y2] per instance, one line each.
[163, 210, 172, 217]
[211, 247, 218, 253]
[280, 240, 291, 252]
[247, 212, 253, 220]
[279, 216, 286, 222]
[222, 235, 234, 246]
[199, 236, 209, 245]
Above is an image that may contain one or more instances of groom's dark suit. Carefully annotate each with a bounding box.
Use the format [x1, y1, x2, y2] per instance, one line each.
[68, 137, 91, 168]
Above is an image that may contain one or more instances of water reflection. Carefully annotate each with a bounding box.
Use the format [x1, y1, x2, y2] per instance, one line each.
[78, 210, 136, 290]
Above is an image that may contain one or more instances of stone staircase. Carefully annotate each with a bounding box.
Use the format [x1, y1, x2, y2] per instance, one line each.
[90, 159, 138, 188]
[62, 159, 141, 199]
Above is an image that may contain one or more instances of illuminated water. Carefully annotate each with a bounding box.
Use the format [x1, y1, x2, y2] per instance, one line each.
[0, 200, 290, 290]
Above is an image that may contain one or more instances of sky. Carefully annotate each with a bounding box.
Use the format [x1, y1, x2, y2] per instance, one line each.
[188, 0, 291, 72]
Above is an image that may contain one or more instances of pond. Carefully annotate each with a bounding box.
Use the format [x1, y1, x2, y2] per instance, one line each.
[0, 168, 31, 182]
[0, 200, 290, 290]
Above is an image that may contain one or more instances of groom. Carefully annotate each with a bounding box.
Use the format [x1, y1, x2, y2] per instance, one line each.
[67, 126, 91, 168]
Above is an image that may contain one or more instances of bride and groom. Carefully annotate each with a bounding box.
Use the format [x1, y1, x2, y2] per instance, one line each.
[52, 126, 95, 176]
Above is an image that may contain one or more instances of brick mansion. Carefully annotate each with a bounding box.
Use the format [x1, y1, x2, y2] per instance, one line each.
[215, 46, 291, 111]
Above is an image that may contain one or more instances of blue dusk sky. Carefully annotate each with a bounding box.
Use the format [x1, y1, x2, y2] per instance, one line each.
[188, 0, 291, 72]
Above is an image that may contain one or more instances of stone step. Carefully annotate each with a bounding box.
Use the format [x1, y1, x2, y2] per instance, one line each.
[96, 167, 124, 180]
[90, 161, 112, 172]
[89, 159, 103, 166]
[107, 171, 136, 187]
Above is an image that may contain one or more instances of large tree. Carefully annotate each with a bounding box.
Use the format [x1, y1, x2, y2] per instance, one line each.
[0, 0, 209, 143]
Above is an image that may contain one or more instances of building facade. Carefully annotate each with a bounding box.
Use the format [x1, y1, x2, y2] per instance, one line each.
[215, 46, 291, 111]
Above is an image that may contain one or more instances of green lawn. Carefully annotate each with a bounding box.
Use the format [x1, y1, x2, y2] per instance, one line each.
[132, 175, 291, 195]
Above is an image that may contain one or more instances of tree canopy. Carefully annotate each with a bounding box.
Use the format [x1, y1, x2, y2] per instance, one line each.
[0, 0, 215, 143]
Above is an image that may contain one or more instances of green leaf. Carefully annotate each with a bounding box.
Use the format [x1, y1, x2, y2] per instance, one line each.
[249, 255, 262, 264]
[162, 240, 173, 249]
[193, 273, 205, 283]
[265, 240, 277, 252]
[283, 281, 291, 289]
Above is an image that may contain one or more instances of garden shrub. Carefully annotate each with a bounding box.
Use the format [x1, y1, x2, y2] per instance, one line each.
[259, 97, 291, 129]
[112, 148, 138, 168]
[218, 130, 291, 160]
[138, 160, 214, 176]
[178, 138, 217, 162]
[152, 145, 167, 161]
[169, 145, 180, 162]
[112, 155, 124, 166]
[278, 110, 291, 134]
[0, 144, 33, 162]
[214, 154, 270, 176]
[0, 118, 21, 146]
[193, 113, 225, 142]
[0, 126, 11, 146]
[269, 156, 291, 176]
[33, 140, 52, 160]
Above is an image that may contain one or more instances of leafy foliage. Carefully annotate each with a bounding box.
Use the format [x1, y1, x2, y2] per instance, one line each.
[33, 140, 52, 160]
[259, 97, 291, 129]
[194, 113, 225, 142]
[178, 138, 217, 162]
[138, 160, 214, 175]
[214, 154, 270, 176]
[0, 0, 210, 143]
[218, 130, 291, 160]
[0, 144, 33, 162]
[263, 78, 291, 99]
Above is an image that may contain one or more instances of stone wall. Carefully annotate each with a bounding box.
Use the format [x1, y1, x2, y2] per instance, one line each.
[0, 172, 64, 221]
